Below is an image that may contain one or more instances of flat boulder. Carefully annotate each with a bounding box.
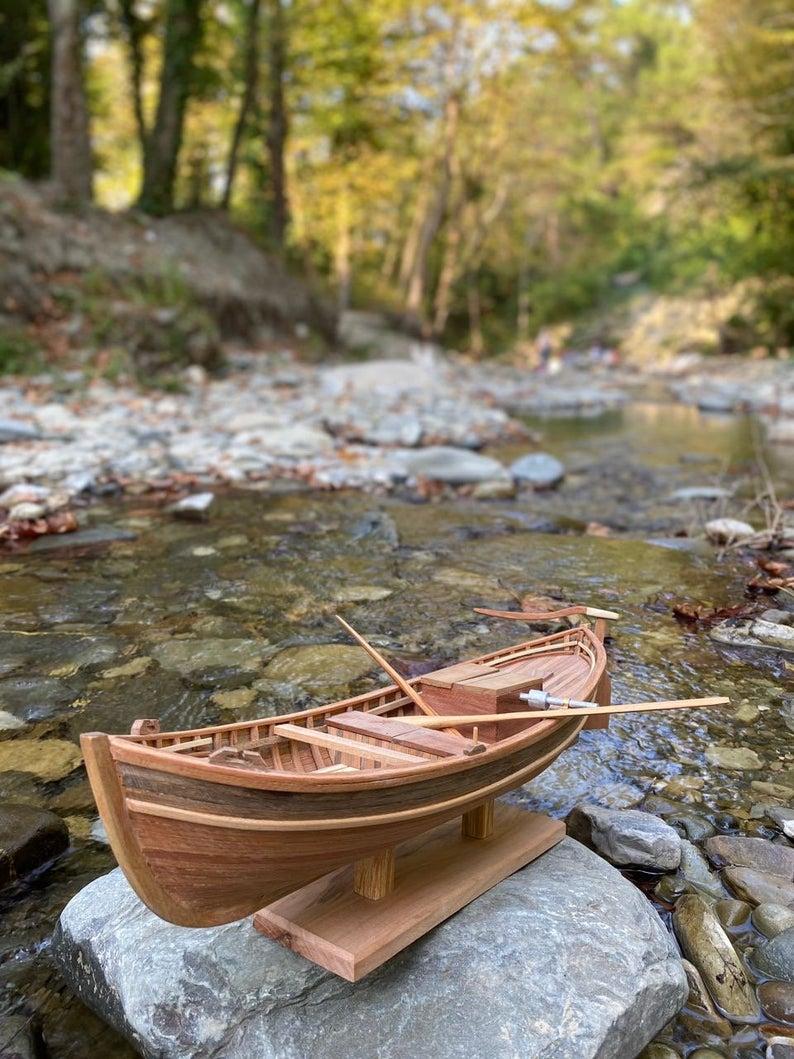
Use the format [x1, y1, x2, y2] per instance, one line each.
[52, 838, 686, 1059]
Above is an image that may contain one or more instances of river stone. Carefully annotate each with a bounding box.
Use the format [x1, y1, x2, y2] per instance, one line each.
[768, 807, 794, 840]
[705, 518, 754, 543]
[723, 867, 794, 909]
[332, 585, 394, 603]
[0, 803, 68, 886]
[670, 487, 732, 502]
[753, 904, 794, 939]
[510, 452, 565, 489]
[0, 675, 78, 721]
[759, 980, 794, 1024]
[705, 836, 794, 880]
[265, 644, 375, 687]
[166, 492, 215, 520]
[672, 894, 760, 1021]
[637, 1046, 682, 1059]
[711, 619, 794, 653]
[661, 809, 715, 843]
[28, 524, 137, 553]
[705, 745, 763, 770]
[680, 959, 733, 1038]
[753, 927, 794, 981]
[51, 839, 686, 1059]
[0, 739, 82, 780]
[767, 1036, 794, 1059]
[102, 656, 153, 679]
[567, 805, 681, 870]
[715, 900, 751, 928]
[0, 710, 25, 731]
[151, 638, 268, 680]
[0, 1013, 43, 1059]
[210, 687, 257, 710]
[678, 840, 724, 899]
[402, 446, 510, 485]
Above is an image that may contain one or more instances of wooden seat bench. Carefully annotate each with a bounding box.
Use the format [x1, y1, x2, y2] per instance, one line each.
[326, 710, 485, 757]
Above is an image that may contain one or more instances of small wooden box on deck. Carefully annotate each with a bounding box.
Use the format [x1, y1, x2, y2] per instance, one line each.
[418, 663, 546, 739]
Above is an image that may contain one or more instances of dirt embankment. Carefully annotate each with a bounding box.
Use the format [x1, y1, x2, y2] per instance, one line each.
[0, 177, 335, 375]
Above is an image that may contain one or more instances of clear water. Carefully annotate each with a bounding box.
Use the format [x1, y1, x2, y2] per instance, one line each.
[0, 399, 791, 1057]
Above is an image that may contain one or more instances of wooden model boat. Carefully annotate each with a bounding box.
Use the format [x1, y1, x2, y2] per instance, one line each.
[82, 604, 727, 932]
[82, 614, 613, 927]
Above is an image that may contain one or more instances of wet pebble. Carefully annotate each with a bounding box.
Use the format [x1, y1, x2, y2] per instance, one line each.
[753, 928, 794, 982]
[0, 803, 69, 886]
[673, 894, 760, 1021]
[566, 805, 681, 870]
[704, 836, 794, 880]
[510, 452, 565, 489]
[210, 687, 257, 710]
[638, 1044, 682, 1059]
[0, 739, 82, 780]
[681, 958, 733, 1038]
[724, 867, 794, 909]
[265, 644, 376, 687]
[666, 810, 716, 843]
[678, 840, 725, 900]
[715, 899, 752, 928]
[705, 745, 764, 770]
[753, 905, 794, 939]
[705, 518, 754, 543]
[759, 981, 794, 1024]
[167, 491, 215, 520]
[101, 656, 153, 679]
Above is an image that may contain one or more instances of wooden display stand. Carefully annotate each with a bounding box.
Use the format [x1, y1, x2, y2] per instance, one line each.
[253, 801, 564, 982]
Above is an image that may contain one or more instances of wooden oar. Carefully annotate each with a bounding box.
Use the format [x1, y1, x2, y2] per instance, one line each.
[334, 614, 436, 717]
[397, 695, 730, 729]
[474, 605, 620, 621]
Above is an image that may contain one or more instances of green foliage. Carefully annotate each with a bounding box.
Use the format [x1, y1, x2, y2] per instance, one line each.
[0, 326, 41, 375]
[2, 0, 793, 355]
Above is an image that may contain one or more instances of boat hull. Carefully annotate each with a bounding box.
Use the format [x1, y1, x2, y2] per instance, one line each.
[81, 627, 608, 927]
[84, 717, 584, 926]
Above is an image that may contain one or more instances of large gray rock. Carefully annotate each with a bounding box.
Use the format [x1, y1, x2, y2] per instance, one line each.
[567, 806, 682, 871]
[52, 838, 686, 1059]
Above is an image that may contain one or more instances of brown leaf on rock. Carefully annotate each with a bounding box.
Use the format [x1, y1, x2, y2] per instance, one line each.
[758, 557, 791, 577]
[672, 600, 756, 625]
[585, 521, 612, 537]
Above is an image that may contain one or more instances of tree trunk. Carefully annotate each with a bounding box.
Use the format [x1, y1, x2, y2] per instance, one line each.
[266, 0, 289, 246]
[431, 212, 462, 336]
[334, 186, 352, 314]
[402, 90, 460, 326]
[48, 0, 93, 207]
[467, 277, 484, 356]
[137, 0, 202, 215]
[221, 0, 261, 209]
[118, 0, 148, 156]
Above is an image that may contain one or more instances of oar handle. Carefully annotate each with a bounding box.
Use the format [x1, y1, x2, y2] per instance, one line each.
[474, 605, 620, 622]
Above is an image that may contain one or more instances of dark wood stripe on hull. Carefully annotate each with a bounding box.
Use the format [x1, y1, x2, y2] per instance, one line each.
[118, 720, 582, 821]
[123, 722, 584, 924]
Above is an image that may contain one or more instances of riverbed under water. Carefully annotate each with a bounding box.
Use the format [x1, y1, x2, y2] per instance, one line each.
[0, 400, 791, 1057]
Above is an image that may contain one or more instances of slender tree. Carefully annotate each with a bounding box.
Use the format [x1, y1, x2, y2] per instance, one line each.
[118, 0, 148, 156]
[221, 0, 262, 209]
[47, 0, 93, 207]
[265, 0, 289, 245]
[137, 0, 203, 215]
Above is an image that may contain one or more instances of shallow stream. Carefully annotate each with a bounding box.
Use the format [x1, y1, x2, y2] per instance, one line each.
[0, 399, 791, 1057]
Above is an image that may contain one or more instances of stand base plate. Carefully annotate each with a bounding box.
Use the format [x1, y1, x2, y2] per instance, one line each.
[253, 804, 564, 981]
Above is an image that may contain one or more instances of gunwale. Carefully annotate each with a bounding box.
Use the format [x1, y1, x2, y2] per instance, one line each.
[103, 626, 606, 793]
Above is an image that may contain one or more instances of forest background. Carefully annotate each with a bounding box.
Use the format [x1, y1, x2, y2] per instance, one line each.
[2, 0, 793, 361]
